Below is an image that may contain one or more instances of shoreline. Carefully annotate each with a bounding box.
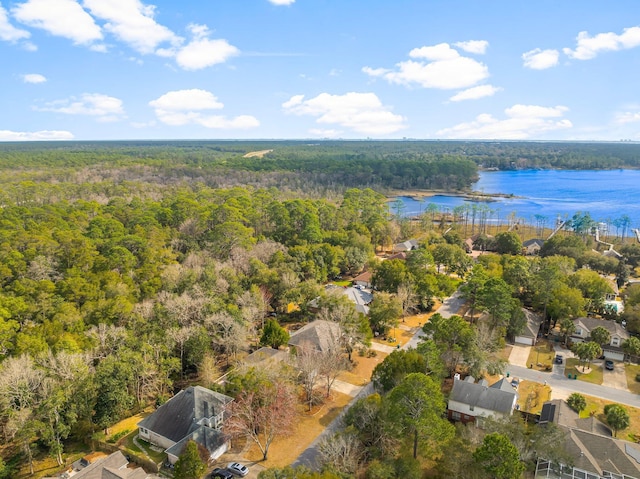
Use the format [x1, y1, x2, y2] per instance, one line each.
[386, 189, 521, 202]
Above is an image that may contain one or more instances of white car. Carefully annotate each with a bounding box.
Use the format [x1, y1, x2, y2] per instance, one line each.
[226, 462, 249, 477]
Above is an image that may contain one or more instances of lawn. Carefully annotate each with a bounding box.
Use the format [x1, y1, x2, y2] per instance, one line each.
[579, 394, 640, 441]
[516, 381, 551, 414]
[625, 363, 640, 394]
[565, 358, 603, 385]
[339, 351, 389, 386]
[526, 340, 555, 371]
[243, 391, 353, 468]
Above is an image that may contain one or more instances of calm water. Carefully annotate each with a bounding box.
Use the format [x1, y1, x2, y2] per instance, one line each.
[396, 169, 640, 232]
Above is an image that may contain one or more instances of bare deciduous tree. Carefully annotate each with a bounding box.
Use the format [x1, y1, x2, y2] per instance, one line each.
[225, 379, 296, 460]
[318, 430, 365, 475]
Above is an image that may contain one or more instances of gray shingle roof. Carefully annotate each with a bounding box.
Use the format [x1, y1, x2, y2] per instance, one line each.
[288, 320, 343, 353]
[137, 386, 233, 444]
[165, 425, 227, 459]
[448, 378, 518, 415]
[573, 317, 629, 341]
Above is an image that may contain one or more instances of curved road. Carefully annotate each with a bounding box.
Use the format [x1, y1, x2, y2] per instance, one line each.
[293, 290, 640, 469]
[293, 290, 466, 469]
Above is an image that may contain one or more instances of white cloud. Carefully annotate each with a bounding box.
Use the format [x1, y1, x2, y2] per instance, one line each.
[0, 129, 74, 141]
[149, 89, 259, 129]
[269, 0, 295, 5]
[35, 93, 125, 121]
[83, 0, 180, 54]
[282, 92, 407, 136]
[454, 40, 489, 54]
[564, 26, 640, 60]
[437, 104, 572, 139]
[363, 42, 489, 90]
[522, 48, 559, 69]
[12, 0, 103, 45]
[174, 24, 239, 70]
[449, 84, 501, 102]
[0, 3, 30, 42]
[615, 110, 640, 124]
[22, 73, 47, 83]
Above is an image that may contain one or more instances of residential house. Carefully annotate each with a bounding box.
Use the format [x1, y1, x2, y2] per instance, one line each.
[352, 270, 373, 289]
[137, 386, 233, 465]
[53, 451, 158, 479]
[447, 376, 518, 424]
[392, 239, 418, 253]
[309, 285, 373, 315]
[288, 319, 343, 354]
[571, 317, 629, 361]
[385, 252, 408, 261]
[514, 309, 543, 346]
[243, 346, 287, 367]
[536, 399, 640, 479]
[523, 238, 544, 255]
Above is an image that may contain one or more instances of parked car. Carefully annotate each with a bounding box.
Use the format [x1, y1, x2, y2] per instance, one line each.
[511, 378, 519, 390]
[605, 360, 615, 370]
[554, 354, 563, 364]
[227, 462, 249, 477]
[211, 468, 234, 479]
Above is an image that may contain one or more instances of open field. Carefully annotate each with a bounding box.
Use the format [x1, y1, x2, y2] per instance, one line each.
[242, 149, 273, 158]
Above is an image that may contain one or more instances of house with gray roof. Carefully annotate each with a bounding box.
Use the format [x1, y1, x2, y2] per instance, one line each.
[392, 239, 419, 253]
[571, 317, 629, 361]
[447, 376, 518, 424]
[288, 320, 343, 354]
[536, 399, 640, 479]
[137, 386, 233, 464]
[54, 451, 157, 479]
[514, 309, 543, 346]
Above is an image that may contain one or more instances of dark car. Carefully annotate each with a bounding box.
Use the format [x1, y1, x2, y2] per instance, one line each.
[605, 360, 615, 370]
[211, 468, 234, 479]
[554, 354, 563, 364]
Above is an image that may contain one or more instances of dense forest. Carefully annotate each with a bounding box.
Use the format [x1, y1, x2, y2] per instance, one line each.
[1, 141, 640, 479]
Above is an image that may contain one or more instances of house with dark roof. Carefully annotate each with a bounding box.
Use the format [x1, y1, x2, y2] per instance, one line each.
[447, 376, 518, 424]
[288, 320, 343, 354]
[137, 386, 233, 465]
[571, 317, 629, 361]
[523, 238, 544, 255]
[536, 399, 640, 479]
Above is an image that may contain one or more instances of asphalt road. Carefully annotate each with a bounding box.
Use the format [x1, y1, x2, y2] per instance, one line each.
[507, 363, 640, 409]
[294, 290, 467, 468]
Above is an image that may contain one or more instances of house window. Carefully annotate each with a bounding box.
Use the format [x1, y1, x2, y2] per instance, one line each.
[140, 428, 147, 434]
[576, 328, 582, 336]
[612, 337, 619, 346]
[451, 411, 461, 420]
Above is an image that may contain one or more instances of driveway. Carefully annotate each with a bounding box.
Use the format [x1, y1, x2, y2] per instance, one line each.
[508, 344, 531, 368]
[602, 361, 628, 390]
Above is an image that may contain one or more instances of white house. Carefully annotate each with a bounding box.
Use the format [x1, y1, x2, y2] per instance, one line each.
[137, 386, 233, 464]
[571, 317, 629, 361]
[447, 376, 518, 425]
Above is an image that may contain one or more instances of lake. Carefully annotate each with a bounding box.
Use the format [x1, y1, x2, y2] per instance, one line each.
[395, 169, 640, 234]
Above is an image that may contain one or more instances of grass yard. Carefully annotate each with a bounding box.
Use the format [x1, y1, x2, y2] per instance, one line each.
[243, 391, 353, 468]
[517, 381, 552, 414]
[565, 358, 603, 385]
[339, 351, 388, 386]
[625, 363, 640, 394]
[527, 340, 555, 371]
[579, 394, 640, 441]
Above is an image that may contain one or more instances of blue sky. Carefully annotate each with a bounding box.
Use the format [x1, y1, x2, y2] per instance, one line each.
[2, 0, 640, 141]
